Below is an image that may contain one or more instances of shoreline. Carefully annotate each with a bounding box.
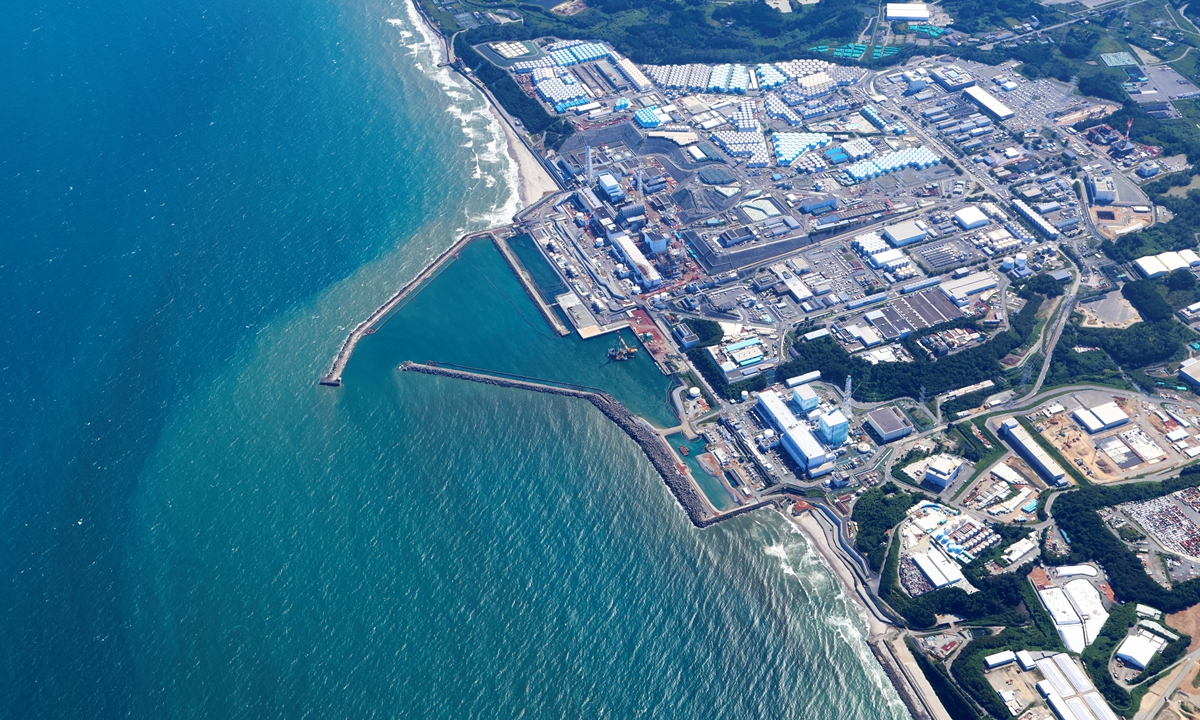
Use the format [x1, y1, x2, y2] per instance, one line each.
[784, 507, 892, 639]
[497, 107, 561, 207]
[403, 0, 559, 209]
[784, 506, 953, 720]
[383, 12, 944, 718]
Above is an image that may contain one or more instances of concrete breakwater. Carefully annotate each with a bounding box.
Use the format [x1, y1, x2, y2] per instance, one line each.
[871, 641, 932, 720]
[320, 193, 567, 387]
[491, 234, 570, 337]
[400, 361, 779, 528]
[319, 231, 483, 386]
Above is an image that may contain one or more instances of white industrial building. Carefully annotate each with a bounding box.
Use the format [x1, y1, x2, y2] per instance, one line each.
[885, 2, 930, 20]
[1034, 579, 1108, 654]
[939, 271, 998, 306]
[911, 549, 964, 589]
[1064, 579, 1109, 648]
[1115, 633, 1165, 670]
[995, 652, 1121, 720]
[883, 219, 928, 247]
[1039, 587, 1086, 652]
[1134, 255, 1168, 279]
[1071, 401, 1129, 434]
[1087, 174, 1117, 204]
[1181, 358, 1200, 390]
[611, 233, 662, 289]
[953, 206, 989, 230]
[924, 455, 964, 489]
[869, 248, 910, 270]
[963, 86, 1014, 120]
[792, 384, 819, 411]
[1000, 419, 1067, 486]
[931, 65, 976, 91]
[756, 390, 832, 477]
[1135, 249, 1200, 278]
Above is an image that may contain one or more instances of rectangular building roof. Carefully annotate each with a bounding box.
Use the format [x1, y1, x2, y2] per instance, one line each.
[1135, 255, 1168, 278]
[883, 219, 927, 246]
[1091, 401, 1128, 428]
[1001, 419, 1067, 485]
[613, 233, 662, 285]
[963, 86, 1014, 120]
[783, 422, 827, 467]
[984, 650, 1016, 668]
[757, 390, 799, 430]
[1035, 657, 1075, 698]
[1072, 408, 1105, 434]
[953, 206, 988, 229]
[1053, 650, 1095, 694]
[867, 406, 909, 434]
[1083, 692, 1121, 720]
[886, 3, 930, 20]
[1116, 634, 1161, 670]
[1039, 587, 1082, 627]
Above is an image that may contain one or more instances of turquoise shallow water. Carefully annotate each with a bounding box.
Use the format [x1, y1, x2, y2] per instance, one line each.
[348, 238, 678, 427]
[2, 0, 911, 716]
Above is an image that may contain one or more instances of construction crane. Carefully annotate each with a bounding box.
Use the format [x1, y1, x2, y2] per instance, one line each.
[607, 334, 638, 361]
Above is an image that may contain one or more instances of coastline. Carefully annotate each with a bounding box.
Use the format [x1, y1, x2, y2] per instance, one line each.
[384, 9, 945, 719]
[785, 506, 954, 720]
[403, 0, 559, 209]
[498, 114, 560, 207]
[784, 507, 891, 638]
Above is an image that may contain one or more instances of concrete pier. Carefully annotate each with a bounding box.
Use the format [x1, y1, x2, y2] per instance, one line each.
[400, 361, 779, 528]
[491, 234, 570, 337]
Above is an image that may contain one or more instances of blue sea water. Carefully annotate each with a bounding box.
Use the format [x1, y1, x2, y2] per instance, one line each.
[1, 0, 910, 717]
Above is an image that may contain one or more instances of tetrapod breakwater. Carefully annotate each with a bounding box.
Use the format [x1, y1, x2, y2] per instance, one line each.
[400, 361, 779, 528]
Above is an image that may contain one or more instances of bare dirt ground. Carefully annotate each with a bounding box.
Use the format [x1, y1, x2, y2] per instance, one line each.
[1167, 604, 1200, 652]
[1079, 292, 1141, 329]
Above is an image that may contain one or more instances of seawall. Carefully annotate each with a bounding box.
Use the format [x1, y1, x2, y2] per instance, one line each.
[491, 234, 570, 336]
[400, 361, 780, 528]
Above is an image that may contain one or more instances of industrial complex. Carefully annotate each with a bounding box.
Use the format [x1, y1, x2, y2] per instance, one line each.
[323, 10, 1200, 720]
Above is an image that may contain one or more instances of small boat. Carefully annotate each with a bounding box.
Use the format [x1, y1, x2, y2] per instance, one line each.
[679, 446, 690, 456]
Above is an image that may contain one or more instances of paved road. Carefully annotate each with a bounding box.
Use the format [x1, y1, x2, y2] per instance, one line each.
[1135, 647, 1200, 720]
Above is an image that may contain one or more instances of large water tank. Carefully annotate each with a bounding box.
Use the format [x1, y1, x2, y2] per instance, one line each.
[1015, 252, 1028, 268]
[689, 387, 701, 398]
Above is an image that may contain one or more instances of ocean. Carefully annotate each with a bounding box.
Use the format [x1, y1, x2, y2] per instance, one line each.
[0, 0, 909, 717]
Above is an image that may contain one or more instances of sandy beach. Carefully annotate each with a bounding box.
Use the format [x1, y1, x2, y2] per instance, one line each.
[497, 111, 561, 207]
[404, 0, 559, 209]
[787, 508, 892, 638]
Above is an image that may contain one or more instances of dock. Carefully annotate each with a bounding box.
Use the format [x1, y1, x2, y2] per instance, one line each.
[400, 361, 780, 527]
[491, 234, 571, 337]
